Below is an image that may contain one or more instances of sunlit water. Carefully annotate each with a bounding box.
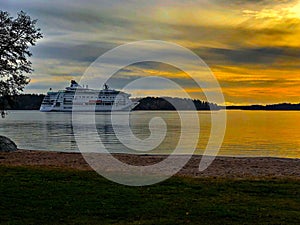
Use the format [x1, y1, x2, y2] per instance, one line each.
[1, 110, 300, 158]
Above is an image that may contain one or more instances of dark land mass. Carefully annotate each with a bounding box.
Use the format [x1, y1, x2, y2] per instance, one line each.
[1, 95, 220, 111]
[226, 103, 300, 111]
[1, 94, 300, 111]
[1, 94, 45, 110]
[133, 97, 220, 110]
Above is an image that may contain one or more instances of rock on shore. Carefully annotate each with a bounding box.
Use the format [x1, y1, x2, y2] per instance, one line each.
[0, 136, 17, 152]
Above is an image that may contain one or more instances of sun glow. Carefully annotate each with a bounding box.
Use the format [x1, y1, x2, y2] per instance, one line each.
[289, 1, 300, 17]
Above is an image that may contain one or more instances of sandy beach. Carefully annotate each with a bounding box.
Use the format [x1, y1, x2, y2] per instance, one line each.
[1, 149, 299, 179]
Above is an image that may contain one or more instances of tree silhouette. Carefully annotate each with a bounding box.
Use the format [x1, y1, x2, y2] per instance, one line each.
[0, 11, 42, 117]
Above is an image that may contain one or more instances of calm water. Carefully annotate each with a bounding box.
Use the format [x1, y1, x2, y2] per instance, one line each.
[1, 110, 300, 158]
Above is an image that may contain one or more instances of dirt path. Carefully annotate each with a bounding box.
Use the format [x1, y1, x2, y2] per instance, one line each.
[1, 150, 299, 179]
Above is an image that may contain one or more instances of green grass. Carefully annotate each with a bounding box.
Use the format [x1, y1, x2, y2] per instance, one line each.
[0, 165, 299, 225]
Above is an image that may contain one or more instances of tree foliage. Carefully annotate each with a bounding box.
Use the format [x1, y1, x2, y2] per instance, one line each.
[0, 10, 42, 112]
[134, 97, 220, 110]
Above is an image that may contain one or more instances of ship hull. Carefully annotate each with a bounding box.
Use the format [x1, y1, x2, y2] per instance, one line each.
[40, 102, 139, 112]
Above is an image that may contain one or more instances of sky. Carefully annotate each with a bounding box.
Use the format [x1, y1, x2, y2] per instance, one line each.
[1, 0, 300, 105]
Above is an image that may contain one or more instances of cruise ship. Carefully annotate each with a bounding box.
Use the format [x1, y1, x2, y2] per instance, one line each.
[40, 80, 139, 112]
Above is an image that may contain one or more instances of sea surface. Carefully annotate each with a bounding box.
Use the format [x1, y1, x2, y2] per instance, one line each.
[1, 110, 300, 158]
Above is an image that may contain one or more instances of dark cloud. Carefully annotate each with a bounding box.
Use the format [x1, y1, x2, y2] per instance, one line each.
[220, 78, 288, 88]
[213, 0, 297, 8]
[25, 81, 66, 93]
[193, 46, 300, 66]
[32, 42, 116, 62]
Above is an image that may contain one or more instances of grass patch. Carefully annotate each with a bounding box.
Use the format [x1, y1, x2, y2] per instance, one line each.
[0, 165, 300, 224]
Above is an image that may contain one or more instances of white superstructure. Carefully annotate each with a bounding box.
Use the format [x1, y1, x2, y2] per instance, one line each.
[40, 80, 139, 112]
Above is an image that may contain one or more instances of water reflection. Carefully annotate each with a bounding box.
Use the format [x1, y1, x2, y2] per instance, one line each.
[1, 110, 300, 158]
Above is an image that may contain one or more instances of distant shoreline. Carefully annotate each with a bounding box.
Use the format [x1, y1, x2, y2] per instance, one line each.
[226, 103, 300, 111]
[2, 94, 300, 111]
[5, 107, 300, 111]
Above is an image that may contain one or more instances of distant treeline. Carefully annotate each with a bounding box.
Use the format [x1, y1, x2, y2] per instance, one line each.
[133, 97, 220, 110]
[0, 94, 45, 110]
[226, 103, 300, 110]
[1, 94, 220, 111]
[3, 94, 300, 111]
